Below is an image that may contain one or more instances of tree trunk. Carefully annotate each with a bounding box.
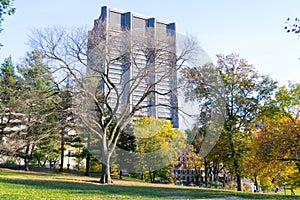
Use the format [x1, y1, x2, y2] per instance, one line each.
[59, 132, 64, 172]
[204, 157, 208, 187]
[213, 164, 218, 182]
[229, 134, 243, 191]
[149, 170, 153, 182]
[236, 173, 242, 191]
[153, 171, 156, 182]
[42, 159, 47, 168]
[24, 144, 32, 171]
[85, 153, 90, 176]
[254, 176, 259, 192]
[85, 134, 91, 176]
[233, 158, 243, 191]
[119, 170, 123, 179]
[100, 162, 112, 183]
[36, 157, 42, 167]
[24, 157, 30, 171]
[99, 135, 113, 184]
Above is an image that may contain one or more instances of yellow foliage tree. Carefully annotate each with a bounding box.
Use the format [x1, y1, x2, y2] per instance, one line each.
[134, 116, 186, 182]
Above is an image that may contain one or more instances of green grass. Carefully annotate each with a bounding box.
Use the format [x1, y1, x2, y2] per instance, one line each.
[0, 168, 299, 200]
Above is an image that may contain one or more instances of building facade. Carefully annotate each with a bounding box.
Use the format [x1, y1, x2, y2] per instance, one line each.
[172, 145, 227, 186]
[88, 6, 178, 127]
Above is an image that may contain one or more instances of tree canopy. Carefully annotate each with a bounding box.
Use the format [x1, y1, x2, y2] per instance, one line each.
[181, 53, 277, 191]
[134, 116, 186, 182]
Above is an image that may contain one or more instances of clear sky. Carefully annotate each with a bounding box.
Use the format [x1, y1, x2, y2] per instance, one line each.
[1, 0, 299, 131]
[1, 0, 300, 85]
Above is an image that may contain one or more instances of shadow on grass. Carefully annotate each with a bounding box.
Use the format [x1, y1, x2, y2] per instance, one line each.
[0, 165, 90, 177]
[0, 177, 298, 199]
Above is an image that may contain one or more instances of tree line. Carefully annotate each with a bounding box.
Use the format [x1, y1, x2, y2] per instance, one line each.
[182, 54, 299, 191]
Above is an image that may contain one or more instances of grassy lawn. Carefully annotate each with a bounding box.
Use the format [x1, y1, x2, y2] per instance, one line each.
[0, 168, 298, 200]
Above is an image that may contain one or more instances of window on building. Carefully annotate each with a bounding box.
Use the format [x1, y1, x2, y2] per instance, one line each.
[109, 11, 121, 30]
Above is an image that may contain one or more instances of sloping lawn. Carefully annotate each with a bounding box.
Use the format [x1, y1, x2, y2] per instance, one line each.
[0, 168, 298, 199]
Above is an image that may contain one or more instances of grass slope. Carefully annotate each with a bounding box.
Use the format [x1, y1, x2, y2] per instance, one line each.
[0, 168, 298, 200]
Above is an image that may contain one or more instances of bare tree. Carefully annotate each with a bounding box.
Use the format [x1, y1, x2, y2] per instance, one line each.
[28, 23, 198, 183]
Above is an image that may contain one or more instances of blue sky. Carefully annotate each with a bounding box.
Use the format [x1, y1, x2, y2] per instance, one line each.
[1, 0, 300, 85]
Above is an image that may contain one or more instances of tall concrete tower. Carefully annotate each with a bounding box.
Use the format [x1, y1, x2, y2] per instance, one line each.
[88, 6, 178, 127]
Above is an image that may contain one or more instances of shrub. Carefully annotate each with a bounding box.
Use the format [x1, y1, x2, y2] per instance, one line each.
[260, 177, 273, 191]
[224, 181, 237, 190]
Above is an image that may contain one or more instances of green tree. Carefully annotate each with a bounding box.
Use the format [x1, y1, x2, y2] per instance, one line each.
[14, 51, 59, 170]
[115, 123, 136, 179]
[0, 0, 15, 46]
[134, 116, 186, 183]
[0, 57, 22, 156]
[31, 134, 60, 168]
[182, 53, 277, 191]
[57, 79, 76, 172]
[273, 83, 300, 171]
[0, 0, 15, 22]
[248, 82, 300, 189]
[67, 135, 85, 171]
[257, 82, 300, 167]
[185, 127, 210, 186]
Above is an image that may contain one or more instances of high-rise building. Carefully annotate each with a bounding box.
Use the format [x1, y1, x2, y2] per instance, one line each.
[88, 6, 178, 127]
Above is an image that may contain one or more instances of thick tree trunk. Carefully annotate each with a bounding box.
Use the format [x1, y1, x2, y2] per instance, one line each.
[236, 173, 242, 191]
[99, 146, 112, 184]
[99, 135, 113, 184]
[85, 153, 90, 176]
[24, 158, 30, 171]
[229, 133, 243, 191]
[233, 157, 243, 191]
[213, 164, 218, 182]
[233, 155, 242, 191]
[100, 162, 112, 183]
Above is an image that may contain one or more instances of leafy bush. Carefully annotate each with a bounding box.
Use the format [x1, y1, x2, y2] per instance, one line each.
[209, 181, 223, 189]
[4, 159, 17, 165]
[260, 177, 273, 191]
[243, 183, 252, 192]
[224, 181, 237, 190]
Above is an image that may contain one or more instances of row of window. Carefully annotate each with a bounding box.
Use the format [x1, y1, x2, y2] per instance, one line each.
[174, 169, 196, 175]
[177, 156, 193, 161]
